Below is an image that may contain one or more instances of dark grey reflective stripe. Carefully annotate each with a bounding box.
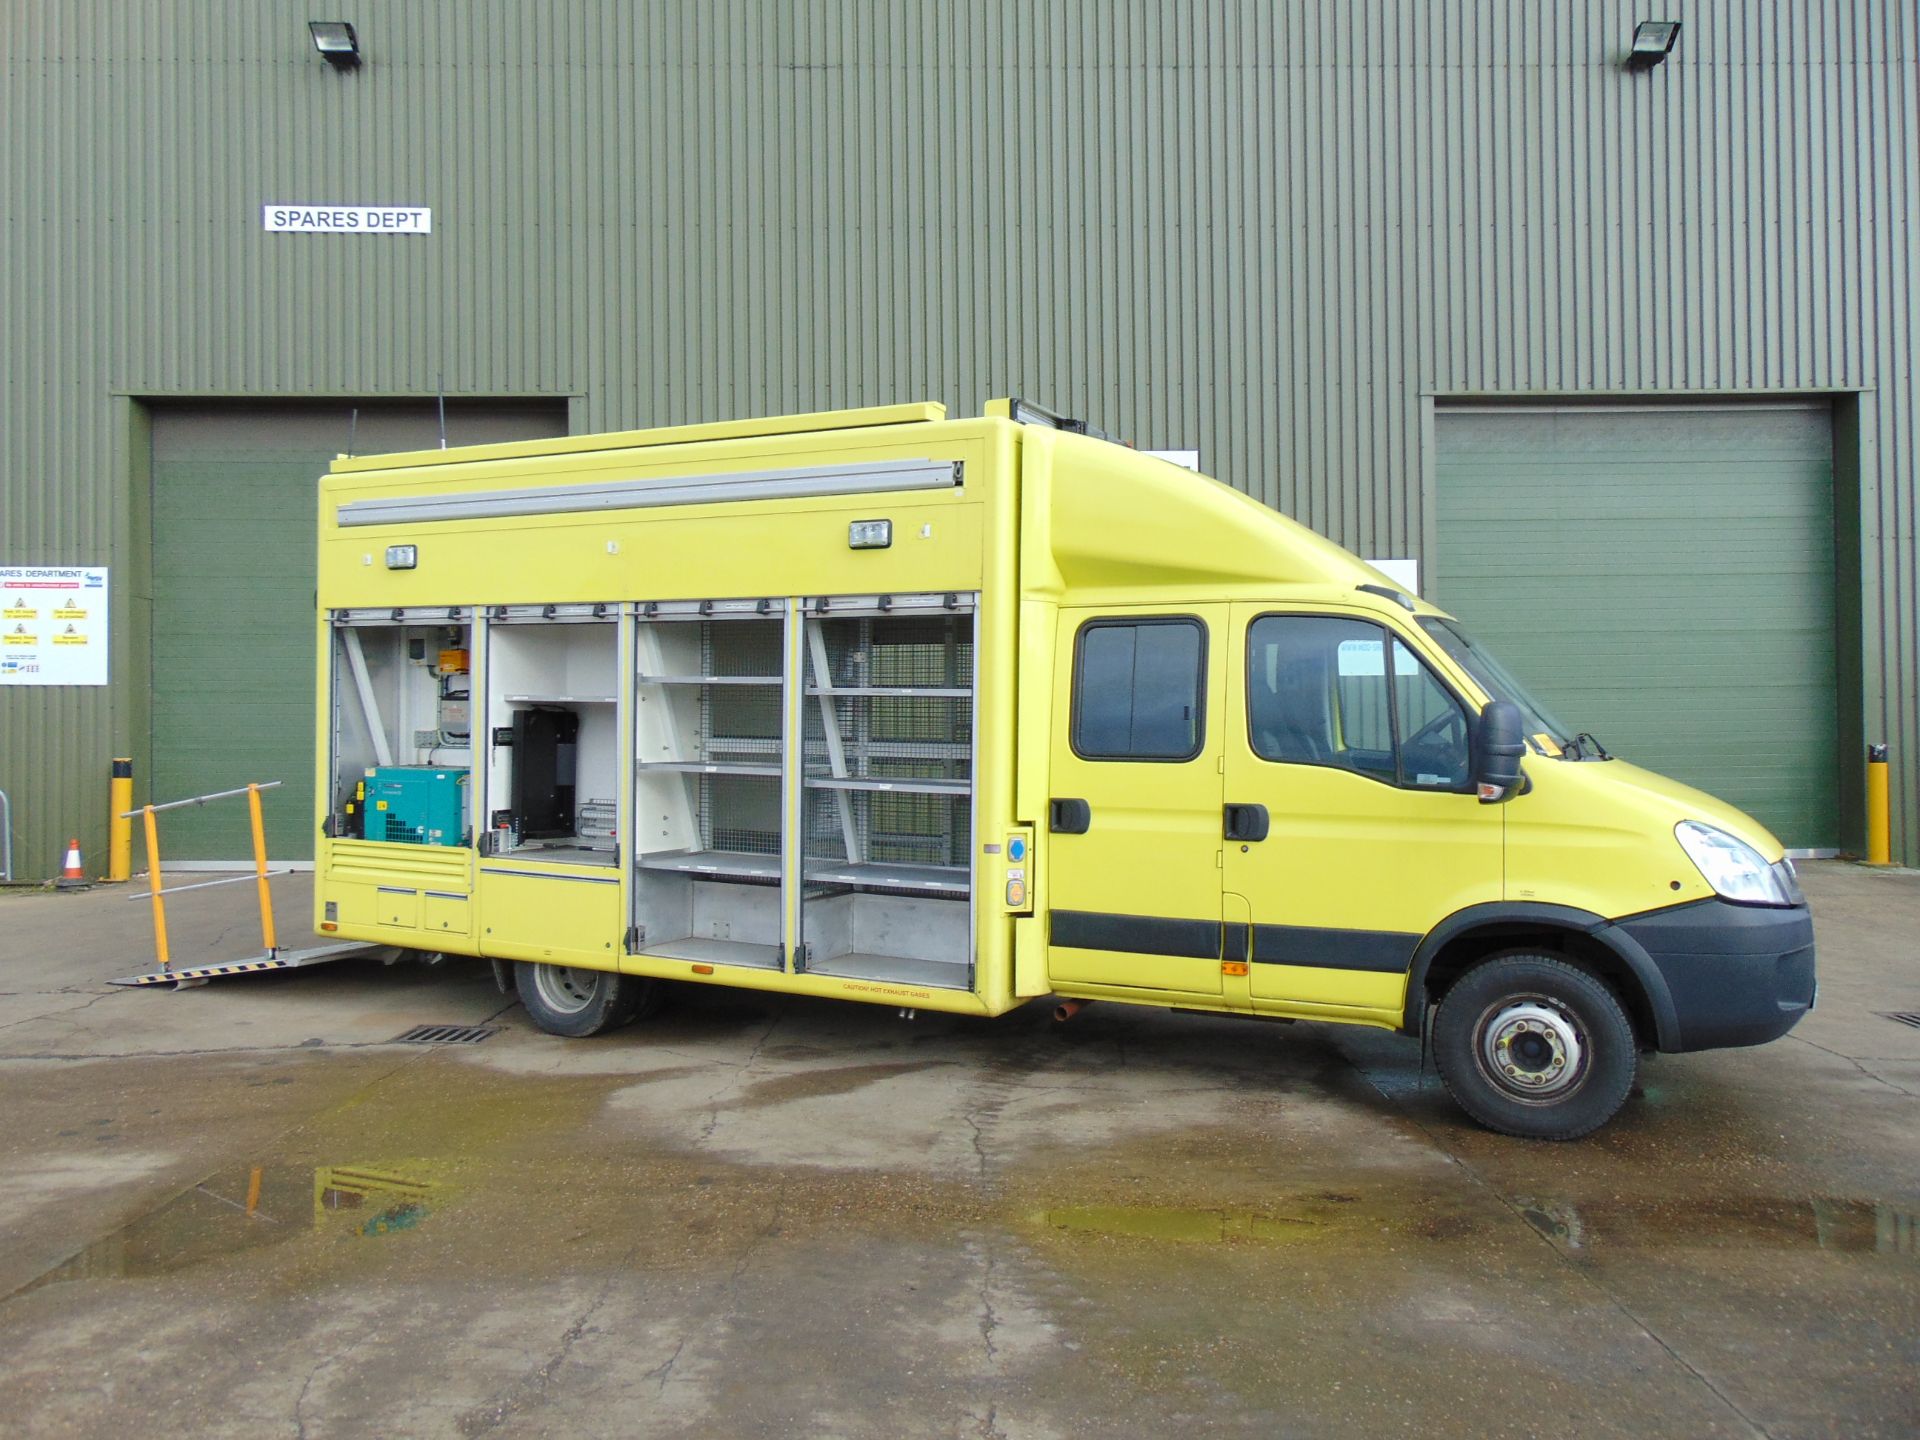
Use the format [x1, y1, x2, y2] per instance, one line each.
[1222, 925, 1250, 963]
[1251, 924, 1418, 973]
[1050, 910, 1221, 960]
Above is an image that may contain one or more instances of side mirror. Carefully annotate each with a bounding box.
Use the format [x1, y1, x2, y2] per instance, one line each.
[1474, 699, 1527, 803]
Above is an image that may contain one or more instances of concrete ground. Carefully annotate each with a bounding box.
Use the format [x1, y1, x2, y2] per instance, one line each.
[0, 864, 1914, 1439]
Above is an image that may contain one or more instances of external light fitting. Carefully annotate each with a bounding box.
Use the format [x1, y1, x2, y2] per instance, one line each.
[1626, 20, 1680, 70]
[308, 21, 361, 69]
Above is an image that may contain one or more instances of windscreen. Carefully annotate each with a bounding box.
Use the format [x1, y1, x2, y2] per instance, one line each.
[1417, 617, 1572, 754]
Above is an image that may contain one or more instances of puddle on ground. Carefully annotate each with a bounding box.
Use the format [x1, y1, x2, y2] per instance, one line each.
[21, 1161, 444, 1291]
[1040, 1204, 1323, 1244]
[1517, 1196, 1918, 1258]
[1034, 1191, 1917, 1260]
[729, 1059, 956, 1110]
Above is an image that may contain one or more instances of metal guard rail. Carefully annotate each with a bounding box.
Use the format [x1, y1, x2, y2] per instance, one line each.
[125, 781, 286, 971]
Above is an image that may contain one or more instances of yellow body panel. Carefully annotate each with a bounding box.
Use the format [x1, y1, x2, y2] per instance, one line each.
[1045, 604, 1230, 999]
[311, 400, 1797, 1037]
[1222, 600, 1501, 1022]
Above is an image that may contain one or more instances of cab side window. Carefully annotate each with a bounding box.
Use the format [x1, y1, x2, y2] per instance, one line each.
[1073, 618, 1206, 760]
[1247, 616, 1469, 789]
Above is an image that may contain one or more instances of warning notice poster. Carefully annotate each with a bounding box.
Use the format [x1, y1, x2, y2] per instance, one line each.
[0, 566, 110, 686]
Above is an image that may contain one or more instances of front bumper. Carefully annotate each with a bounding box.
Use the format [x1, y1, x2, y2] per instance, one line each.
[1608, 898, 1816, 1052]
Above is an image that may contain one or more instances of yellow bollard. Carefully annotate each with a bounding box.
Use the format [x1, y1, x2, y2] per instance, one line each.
[142, 804, 170, 971]
[108, 758, 133, 883]
[247, 783, 278, 956]
[1866, 743, 1891, 866]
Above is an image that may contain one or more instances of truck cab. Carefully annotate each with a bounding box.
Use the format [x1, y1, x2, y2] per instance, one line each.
[1028, 424, 1814, 1138]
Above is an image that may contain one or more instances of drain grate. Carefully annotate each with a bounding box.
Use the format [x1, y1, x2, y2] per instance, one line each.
[393, 1023, 500, 1046]
[1877, 1012, 1920, 1031]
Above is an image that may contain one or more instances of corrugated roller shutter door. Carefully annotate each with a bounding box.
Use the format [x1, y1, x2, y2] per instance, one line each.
[1434, 404, 1838, 850]
[150, 402, 566, 860]
[150, 449, 330, 861]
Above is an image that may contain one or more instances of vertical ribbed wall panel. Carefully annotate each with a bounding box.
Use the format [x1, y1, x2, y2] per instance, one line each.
[3, 0, 1916, 872]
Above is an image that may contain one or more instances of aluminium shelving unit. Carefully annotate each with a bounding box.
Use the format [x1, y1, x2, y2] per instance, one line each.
[629, 593, 978, 989]
[798, 598, 975, 989]
[632, 600, 789, 969]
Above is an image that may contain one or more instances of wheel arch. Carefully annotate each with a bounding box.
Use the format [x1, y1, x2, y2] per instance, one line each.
[1402, 903, 1680, 1051]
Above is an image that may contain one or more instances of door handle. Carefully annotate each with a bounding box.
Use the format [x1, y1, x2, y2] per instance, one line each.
[1224, 803, 1269, 842]
[1050, 797, 1091, 834]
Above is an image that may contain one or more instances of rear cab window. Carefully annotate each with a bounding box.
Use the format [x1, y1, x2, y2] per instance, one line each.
[1072, 617, 1207, 761]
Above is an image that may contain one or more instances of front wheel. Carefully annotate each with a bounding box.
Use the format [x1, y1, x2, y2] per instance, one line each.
[1432, 954, 1637, 1140]
[515, 961, 659, 1038]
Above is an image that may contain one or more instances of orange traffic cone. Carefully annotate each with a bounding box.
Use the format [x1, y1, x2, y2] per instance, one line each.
[57, 837, 91, 890]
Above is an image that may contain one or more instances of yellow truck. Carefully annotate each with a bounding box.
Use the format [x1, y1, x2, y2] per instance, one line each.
[313, 399, 1815, 1139]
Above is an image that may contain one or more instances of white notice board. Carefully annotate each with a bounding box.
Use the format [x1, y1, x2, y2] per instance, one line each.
[0, 566, 110, 685]
[1365, 558, 1421, 597]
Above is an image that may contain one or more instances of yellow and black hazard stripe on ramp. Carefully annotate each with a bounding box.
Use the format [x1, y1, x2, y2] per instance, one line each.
[110, 957, 296, 989]
[110, 942, 386, 990]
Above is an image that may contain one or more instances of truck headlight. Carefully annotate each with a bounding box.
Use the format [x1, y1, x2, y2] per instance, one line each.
[1675, 821, 1800, 907]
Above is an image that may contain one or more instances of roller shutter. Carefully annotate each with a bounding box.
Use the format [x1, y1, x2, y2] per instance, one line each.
[150, 401, 566, 859]
[1434, 403, 1838, 850]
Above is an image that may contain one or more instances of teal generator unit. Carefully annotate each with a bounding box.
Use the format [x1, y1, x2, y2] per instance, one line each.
[365, 766, 470, 846]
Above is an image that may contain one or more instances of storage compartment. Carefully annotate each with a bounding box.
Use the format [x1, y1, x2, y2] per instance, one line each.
[422, 890, 471, 935]
[484, 610, 619, 865]
[625, 595, 978, 985]
[377, 885, 421, 928]
[799, 606, 974, 988]
[326, 614, 475, 845]
[632, 605, 788, 969]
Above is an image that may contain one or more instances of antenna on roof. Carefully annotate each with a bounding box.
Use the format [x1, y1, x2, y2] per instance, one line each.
[436, 374, 448, 450]
[346, 406, 359, 458]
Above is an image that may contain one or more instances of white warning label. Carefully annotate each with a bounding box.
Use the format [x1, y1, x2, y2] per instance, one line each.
[0, 567, 109, 686]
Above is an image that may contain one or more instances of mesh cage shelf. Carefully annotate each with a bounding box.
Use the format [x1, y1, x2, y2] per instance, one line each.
[803, 785, 972, 873]
[807, 614, 973, 691]
[703, 619, 783, 680]
[701, 773, 783, 864]
[803, 692, 973, 782]
[801, 610, 974, 900]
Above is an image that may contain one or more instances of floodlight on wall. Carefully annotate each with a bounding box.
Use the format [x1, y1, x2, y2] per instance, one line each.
[1626, 20, 1680, 69]
[308, 21, 361, 69]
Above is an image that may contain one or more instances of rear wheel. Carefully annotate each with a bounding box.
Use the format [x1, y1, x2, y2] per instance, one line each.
[515, 961, 658, 1038]
[1432, 954, 1637, 1140]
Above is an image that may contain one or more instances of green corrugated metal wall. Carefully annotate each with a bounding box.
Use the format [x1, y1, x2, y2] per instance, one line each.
[3, 2, 1917, 876]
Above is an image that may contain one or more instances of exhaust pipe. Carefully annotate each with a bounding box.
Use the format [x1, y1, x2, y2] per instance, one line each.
[1053, 998, 1092, 1023]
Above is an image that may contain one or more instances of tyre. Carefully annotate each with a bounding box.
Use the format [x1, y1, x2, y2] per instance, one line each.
[1432, 953, 1638, 1140]
[515, 961, 659, 1038]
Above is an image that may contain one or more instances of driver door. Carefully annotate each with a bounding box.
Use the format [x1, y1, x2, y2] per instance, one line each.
[1221, 605, 1502, 1019]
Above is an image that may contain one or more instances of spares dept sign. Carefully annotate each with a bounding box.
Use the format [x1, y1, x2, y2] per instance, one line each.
[0, 566, 109, 686]
[263, 205, 432, 234]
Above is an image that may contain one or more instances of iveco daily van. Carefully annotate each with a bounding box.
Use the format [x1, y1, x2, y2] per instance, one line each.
[312, 400, 1816, 1138]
